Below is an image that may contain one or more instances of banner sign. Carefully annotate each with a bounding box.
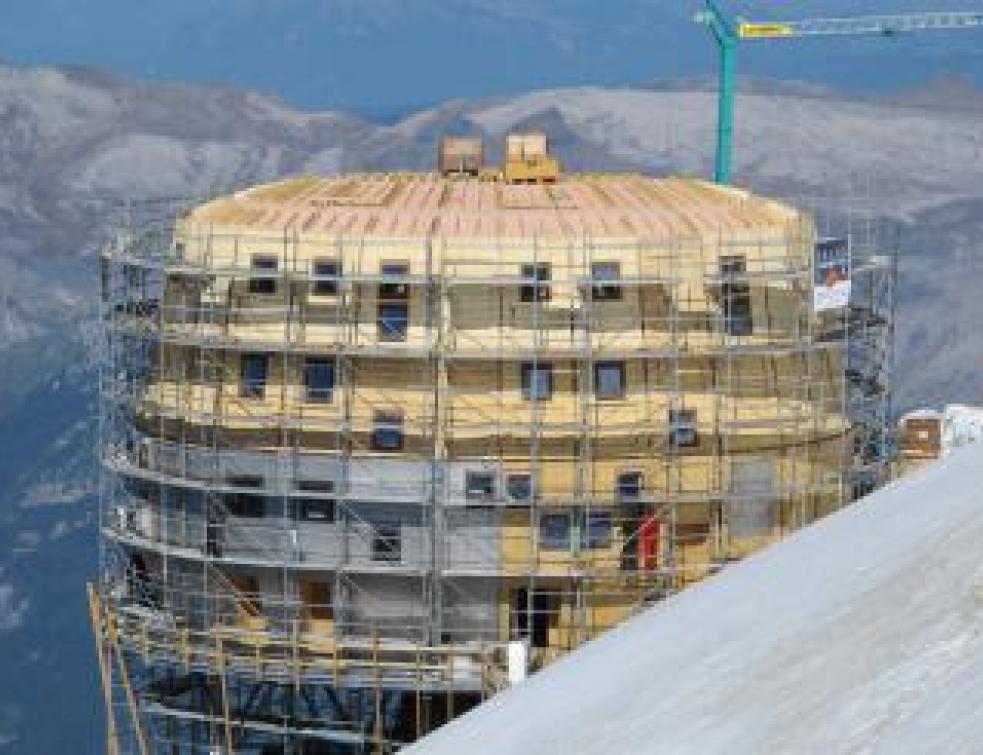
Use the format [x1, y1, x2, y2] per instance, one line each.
[814, 237, 851, 312]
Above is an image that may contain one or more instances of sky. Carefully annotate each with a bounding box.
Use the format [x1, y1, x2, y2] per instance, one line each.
[1, 0, 982, 117]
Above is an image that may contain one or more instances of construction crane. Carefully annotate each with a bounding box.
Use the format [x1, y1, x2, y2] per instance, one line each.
[695, 1, 983, 184]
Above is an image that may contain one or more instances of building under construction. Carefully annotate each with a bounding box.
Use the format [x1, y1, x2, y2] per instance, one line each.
[91, 136, 895, 754]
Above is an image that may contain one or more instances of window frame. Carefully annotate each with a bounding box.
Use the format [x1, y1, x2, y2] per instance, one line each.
[379, 262, 410, 301]
[539, 512, 572, 551]
[669, 408, 699, 448]
[299, 580, 334, 621]
[582, 511, 613, 550]
[720, 255, 753, 336]
[506, 473, 533, 504]
[240, 353, 269, 399]
[311, 258, 340, 297]
[465, 471, 496, 502]
[520, 362, 554, 402]
[519, 263, 551, 303]
[248, 254, 279, 295]
[590, 261, 623, 301]
[304, 357, 336, 404]
[372, 411, 405, 451]
[616, 471, 643, 501]
[294, 480, 335, 523]
[225, 476, 265, 518]
[595, 361, 626, 400]
[377, 302, 409, 342]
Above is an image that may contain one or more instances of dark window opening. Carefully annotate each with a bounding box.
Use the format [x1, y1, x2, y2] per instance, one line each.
[521, 362, 553, 401]
[379, 262, 410, 300]
[591, 262, 622, 301]
[225, 476, 265, 518]
[669, 409, 699, 448]
[378, 303, 409, 342]
[595, 361, 626, 400]
[372, 412, 404, 451]
[617, 471, 643, 501]
[465, 471, 495, 502]
[539, 513, 572, 550]
[249, 255, 278, 295]
[511, 588, 559, 649]
[300, 580, 334, 622]
[304, 358, 335, 403]
[506, 473, 533, 503]
[312, 259, 339, 296]
[295, 480, 335, 522]
[240, 353, 268, 399]
[582, 512, 613, 549]
[371, 524, 402, 563]
[520, 263, 551, 302]
[720, 255, 752, 336]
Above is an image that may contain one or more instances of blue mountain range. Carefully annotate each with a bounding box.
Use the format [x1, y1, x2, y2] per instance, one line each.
[2, 0, 983, 115]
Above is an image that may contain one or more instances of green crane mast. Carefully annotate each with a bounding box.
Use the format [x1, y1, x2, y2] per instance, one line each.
[695, 2, 983, 185]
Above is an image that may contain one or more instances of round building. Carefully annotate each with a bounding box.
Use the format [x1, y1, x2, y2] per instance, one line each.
[95, 151, 893, 753]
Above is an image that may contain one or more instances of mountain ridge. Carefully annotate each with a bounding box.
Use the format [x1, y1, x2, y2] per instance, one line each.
[0, 62, 982, 751]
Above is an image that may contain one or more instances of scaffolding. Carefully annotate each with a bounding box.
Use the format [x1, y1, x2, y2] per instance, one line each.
[93, 175, 896, 754]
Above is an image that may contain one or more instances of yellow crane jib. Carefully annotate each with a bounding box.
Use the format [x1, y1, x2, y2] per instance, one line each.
[738, 22, 796, 39]
[698, 3, 983, 184]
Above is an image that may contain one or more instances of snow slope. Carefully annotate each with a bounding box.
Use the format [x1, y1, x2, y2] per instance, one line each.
[406, 443, 983, 755]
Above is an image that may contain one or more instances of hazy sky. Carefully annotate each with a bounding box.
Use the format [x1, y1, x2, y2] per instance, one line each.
[1, 0, 981, 116]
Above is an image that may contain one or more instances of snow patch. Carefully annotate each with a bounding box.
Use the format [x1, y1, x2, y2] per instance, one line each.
[407, 444, 983, 754]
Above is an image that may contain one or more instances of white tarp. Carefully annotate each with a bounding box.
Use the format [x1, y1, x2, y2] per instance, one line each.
[407, 443, 983, 755]
[814, 237, 851, 312]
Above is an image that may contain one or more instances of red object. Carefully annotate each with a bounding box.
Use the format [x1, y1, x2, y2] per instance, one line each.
[639, 515, 661, 570]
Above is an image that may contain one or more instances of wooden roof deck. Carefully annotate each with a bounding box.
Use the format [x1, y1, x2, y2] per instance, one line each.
[185, 173, 802, 241]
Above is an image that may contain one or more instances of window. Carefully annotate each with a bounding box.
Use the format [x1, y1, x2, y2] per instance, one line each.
[506, 473, 533, 503]
[582, 512, 613, 549]
[521, 362, 553, 401]
[371, 524, 402, 563]
[240, 354, 268, 398]
[669, 409, 699, 448]
[720, 255, 752, 336]
[617, 471, 643, 501]
[465, 471, 495, 502]
[312, 259, 339, 296]
[299, 580, 333, 621]
[299, 499, 334, 521]
[378, 303, 409, 342]
[304, 358, 335, 403]
[539, 513, 572, 550]
[295, 480, 335, 522]
[372, 412, 404, 451]
[249, 255, 278, 295]
[595, 361, 626, 400]
[520, 263, 551, 302]
[720, 255, 745, 277]
[225, 476, 264, 518]
[511, 587, 558, 649]
[379, 262, 409, 300]
[591, 262, 622, 301]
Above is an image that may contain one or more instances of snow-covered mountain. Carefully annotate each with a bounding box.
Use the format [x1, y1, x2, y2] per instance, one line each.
[3, 0, 982, 113]
[1, 63, 982, 751]
[405, 442, 983, 754]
